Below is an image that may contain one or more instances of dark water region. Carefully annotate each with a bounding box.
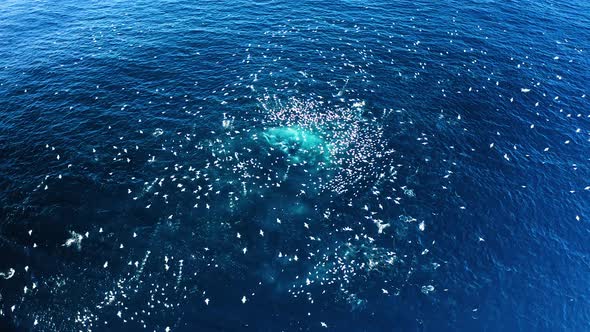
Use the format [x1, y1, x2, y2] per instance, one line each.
[0, 0, 589, 331]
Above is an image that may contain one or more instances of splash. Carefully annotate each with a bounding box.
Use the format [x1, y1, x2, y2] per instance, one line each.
[264, 98, 395, 196]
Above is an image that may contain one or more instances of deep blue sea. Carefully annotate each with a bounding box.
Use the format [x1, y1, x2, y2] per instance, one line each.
[1, 0, 589, 331]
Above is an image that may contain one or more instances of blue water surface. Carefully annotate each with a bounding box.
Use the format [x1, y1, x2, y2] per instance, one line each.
[0, 0, 589, 331]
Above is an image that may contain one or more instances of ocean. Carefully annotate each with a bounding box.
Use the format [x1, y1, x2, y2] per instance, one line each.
[0, 0, 589, 331]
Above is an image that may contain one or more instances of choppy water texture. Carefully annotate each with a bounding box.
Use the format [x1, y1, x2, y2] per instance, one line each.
[1, 0, 589, 331]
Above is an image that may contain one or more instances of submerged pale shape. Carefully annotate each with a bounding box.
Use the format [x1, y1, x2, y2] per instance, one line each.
[262, 126, 330, 165]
